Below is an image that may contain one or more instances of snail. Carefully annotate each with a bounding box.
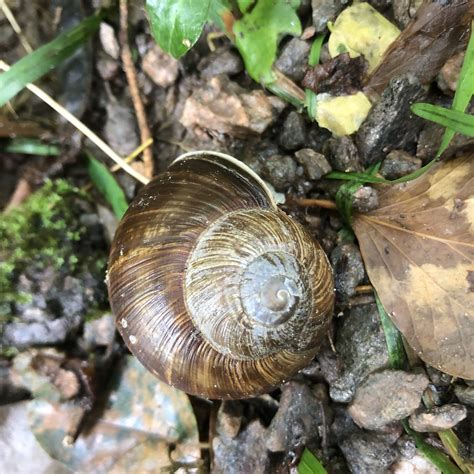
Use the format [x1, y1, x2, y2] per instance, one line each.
[107, 151, 334, 399]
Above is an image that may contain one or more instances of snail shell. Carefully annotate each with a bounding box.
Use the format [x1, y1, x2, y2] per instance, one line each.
[108, 151, 334, 399]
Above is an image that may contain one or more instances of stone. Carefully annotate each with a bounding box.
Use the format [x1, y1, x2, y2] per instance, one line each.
[99, 22, 119, 59]
[275, 38, 311, 82]
[352, 186, 379, 213]
[294, 148, 332, 180]
[180, 76, 286, 138]
[454, 384, 474, 407]
[326, 136, 363, 172]
[278, 111, 307, 151]
[356, 74, 427, 166]
[96, 52, 119, 81]
[312, 0, 347, 33]
[393, 0, 423, 29]
[198, 47, 243, 78]
[261, 155, 297, 191]
[330, 242, 366, 300]
[348, 370, 429, 430]
[380, 150, 422, 179]
[142, 45, 180, 88]
[104, 99, 139, 157]
[409, 404, 467, 432]
[329, 304, 390, 403]
[82, 313, 116, 350]
[438, 52, 464, 93]
[391, 453, 440, 473]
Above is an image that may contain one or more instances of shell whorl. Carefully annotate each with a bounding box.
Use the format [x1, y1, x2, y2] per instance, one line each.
[108, 151, 334, 399]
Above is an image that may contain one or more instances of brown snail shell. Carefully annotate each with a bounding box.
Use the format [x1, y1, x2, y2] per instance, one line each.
[108, 151, 334, 399]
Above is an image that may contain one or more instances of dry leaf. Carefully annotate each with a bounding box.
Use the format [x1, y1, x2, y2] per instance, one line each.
[366, 0, 473, 95]
[353, 155, 474, 379]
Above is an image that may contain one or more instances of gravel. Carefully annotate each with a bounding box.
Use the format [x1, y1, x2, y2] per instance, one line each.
[275, 38, 311, 82]
[380, 150, 422, 179]
[294, 148, 332, 180]
[278, 111, 307, 151]
[409, 404, 467, 432]
[326, 136, 363, 172]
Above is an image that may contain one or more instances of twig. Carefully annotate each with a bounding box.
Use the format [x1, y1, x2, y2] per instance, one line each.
[0, 0, 33, 54]
[293, 197, 337, 210]
[0, 60, 149, 185]
[119, 0, 153, 179]
[354, 284, 374, 294]
[4, 178, 31, 211]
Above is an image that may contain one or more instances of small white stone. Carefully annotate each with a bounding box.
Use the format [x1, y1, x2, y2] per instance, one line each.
[129, 335, 137, 344]
[120, 318, 128, 328]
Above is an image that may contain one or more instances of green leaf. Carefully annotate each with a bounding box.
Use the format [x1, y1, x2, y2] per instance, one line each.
[237, 0, 255, 13]
[1, 138, 60, 156]
[234, 0, 302, 84]
[411, 103, 474, 137]
[438, 21, 474, 157]
[335, 181, 362, 225]
[0, 12, 102, 107]
[146, 0, 212, 59]
[305, 89, 317, 120]
[298, 448, 328, 474]
[86, 154, 128, 219]
[308, 34, 325, 67]
[375, 292, 408, 370]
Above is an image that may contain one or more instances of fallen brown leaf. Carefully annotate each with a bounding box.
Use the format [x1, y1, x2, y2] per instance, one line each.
[353, 155, 474, 379]
[365, 0, 474, 95]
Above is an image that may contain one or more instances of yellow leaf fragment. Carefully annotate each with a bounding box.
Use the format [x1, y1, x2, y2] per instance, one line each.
[353, 156, 474, 379]
[315, 92, 372, 136]
[328, 2, 400, 72]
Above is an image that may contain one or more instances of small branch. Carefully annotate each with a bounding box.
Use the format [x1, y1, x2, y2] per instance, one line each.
[119, 0, 153, 179]
[293, 197, 337, 210]
[355, 284, 374, 294]
[4, 178, 31, 212]
[0, 61, 149, 185]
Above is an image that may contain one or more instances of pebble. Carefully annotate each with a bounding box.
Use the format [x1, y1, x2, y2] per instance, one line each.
[278, 111, 307, 151]
[393, 0, 423, 29]
[294, 148, 332, 180]
[104, 99, 139, 156]
[454, 384, 474, 407]
[330, 242, 366, 300]
[275, 38, 311, 82]
[356, 74, 427, 166]
[99, 22, 120, 59]
[142, 45, 180, 88]
[380, 150, 422, 179]
[82, 313, 116, 350]
[438, 52, 464, 93]
[261, 155, 297, 191]
[326, 136, 363, 172]
[311, 0, 347, 32]
[352, 186, 379, 213]
[96, 52, 119, 81]
[198, 47, 244, 78]
[348, 370, 429, 430]
[409, 404, 467, 432]
[329, 304, 390, 403]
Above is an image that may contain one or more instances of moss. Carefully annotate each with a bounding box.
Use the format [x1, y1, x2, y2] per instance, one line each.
[0, 180, 105, 317]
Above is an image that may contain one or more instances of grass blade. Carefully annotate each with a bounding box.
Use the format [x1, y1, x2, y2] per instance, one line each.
[1, 138, 60, 156]
[87, 153, 128, 219]
[412, 103, 474, 137]
[0, 11, 102, 107]
[298, 448, 328, 474]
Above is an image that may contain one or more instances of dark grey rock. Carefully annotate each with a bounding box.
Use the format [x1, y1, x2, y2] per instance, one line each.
[104, 99, 139, 157]
[278, 111, 307, 151]
[312, 0, 347, 32]
[455, 385, 474, 407]
[261, 154, 297, 191]
[275, 38, 311, 82]
[409, 404, 467, 432]
[348, 370, 429, 430]
[356, 75, 427, 166]
[330, 242, 366, 300]
[266, 382, 324, 453]
[330, 304, 390, 403]
[393, 0, 423, 29]
[367, 0, 392, 11]
[198, 47, 244, 78]
[294, 148, 332, 180]
[340, 432, 399, 474]
[352, 186, 379, 213]
[326, 136, 363, 172]
[380, 150, 422, 179]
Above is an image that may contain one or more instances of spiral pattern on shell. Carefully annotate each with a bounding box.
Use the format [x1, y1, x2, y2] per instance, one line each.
[108, 151, 334, 399]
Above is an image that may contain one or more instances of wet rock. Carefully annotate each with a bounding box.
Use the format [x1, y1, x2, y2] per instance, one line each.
[261, 155, 297, 191]
[438, 52, 464, 93]
[409, 404, 467, 432]
[180, 76, 286, 138]
[352, 186, 379, 213]
[82, 313, 116, 350]
[213, 419, 269, 474]
[340, 431, 399, 473]
[267, 382, 325, 453]
[275, 38, 310, 82]
[198, 47, 243, 78]
[454, 385, 474, 407]
[330, 242, 366, 300]
[356, 75, 427, 166]
[380, 150, 422, 179]
[330, 304, 390, 403]
[142, 45, 179, 88]
[104, 99, 139, 157]
[326, 136, 363, 172]
[348, 370, 429, 430]
[294, 149, 332, 180]
[278, 111, 307, 151]
[99, 22, 119, 59]
[312, 0, 346, 32]
[392, 0, 423, 29]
